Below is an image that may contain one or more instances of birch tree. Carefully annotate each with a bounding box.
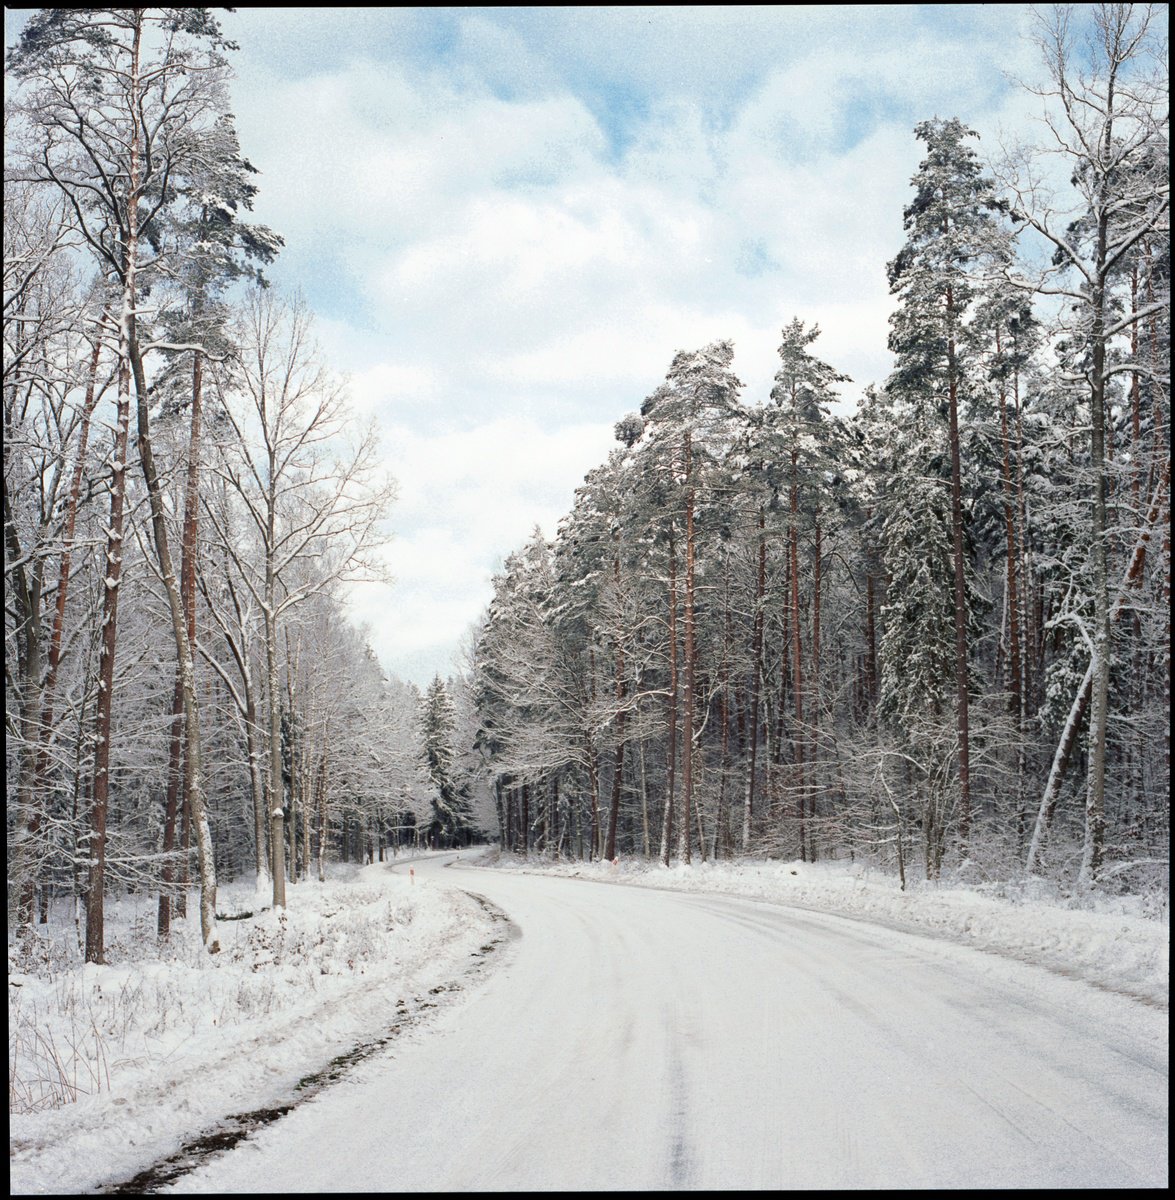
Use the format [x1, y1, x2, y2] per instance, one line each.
[998, 2, 1169, 882]
[211, 287, 394, 907]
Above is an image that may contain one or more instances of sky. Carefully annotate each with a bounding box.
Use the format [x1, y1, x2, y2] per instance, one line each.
[5, 5, 1072, 687]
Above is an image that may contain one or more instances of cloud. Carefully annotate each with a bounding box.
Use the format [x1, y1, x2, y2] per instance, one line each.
[226, 8, 1037, 419]
[346, 417, 615, 684]
[238, 10, 1042, 685]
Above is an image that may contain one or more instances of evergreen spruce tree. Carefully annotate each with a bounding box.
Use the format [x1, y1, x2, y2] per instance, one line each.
[420, 675, 472, 847]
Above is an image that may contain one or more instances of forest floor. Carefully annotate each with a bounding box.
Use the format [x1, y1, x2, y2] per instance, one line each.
[7, 849, 1169, 1194]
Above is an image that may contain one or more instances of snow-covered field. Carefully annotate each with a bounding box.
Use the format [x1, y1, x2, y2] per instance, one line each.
[8, 849, 1169, 1194]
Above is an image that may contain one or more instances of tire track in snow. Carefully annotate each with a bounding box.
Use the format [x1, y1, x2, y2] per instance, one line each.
[665, 1041, 692, 1187]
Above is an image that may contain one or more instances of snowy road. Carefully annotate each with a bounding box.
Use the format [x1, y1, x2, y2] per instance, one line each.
[169, 852, 1168, 1192]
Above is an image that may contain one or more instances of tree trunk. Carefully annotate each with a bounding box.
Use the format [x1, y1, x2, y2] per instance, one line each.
[864, 508, 879, 714]
[639, 740, 650, 857]
[1081, 177, 1113, 886]
[23, 326, 103, 927]
[1028, 458, 1168, 873]
[1012, 346, 1036, 719]
[719, 577, 733, 857]
[158, 352, 206, 936]
[283, 636, 301, 882]
[743, 504, 765, 850]
[810, 513, 823, 862]
[6, 474, 44, 936]
[303, 740, 314, 880]
[679, 436, 695, 866]
[157, 675, 185, 935]
[945, 286, 973, 849]
[789, 459, 805, 858]
[131, 316, 218, 945]
[86, 305, 133, 964]
[265, 599, 286, 906]
[85, 21, 148, 959]
[522, 781, 531, 855]
[660, 525, 678, 866]
[996, 332, 1026, 845]
[605, 543, 626, 861]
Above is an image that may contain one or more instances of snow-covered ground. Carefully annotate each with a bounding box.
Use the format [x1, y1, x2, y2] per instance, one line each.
[8, 850, 1169, 1193]
[490, 852, 1170, 1008]
[9, 855, 501, 1195]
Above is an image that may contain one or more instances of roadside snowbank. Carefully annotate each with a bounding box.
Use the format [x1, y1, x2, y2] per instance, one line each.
[487, 852, 1169, 1008]
[9, 856, 495, 1196]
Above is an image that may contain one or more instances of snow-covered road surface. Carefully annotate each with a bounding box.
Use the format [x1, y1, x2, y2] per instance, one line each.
[168, 852, 1168, 1192]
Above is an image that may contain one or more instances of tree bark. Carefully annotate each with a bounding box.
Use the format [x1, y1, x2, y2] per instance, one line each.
[789, 456, 806, 858]
[1081, 122, 1114, 886]
[810, 513, 823, 861]
[945, 283, 973, 849]
[679, 434, 696, 866]
[660, 525, 678, 866]
[743, 504, 765, 850]
[86, 304, 133, 963]
[131, 333, 217, 948]
[22, 327, 103, 927]
[604, 542, 626, 861]
[159, 351, 205, 937]
[85, 18, 148, 961]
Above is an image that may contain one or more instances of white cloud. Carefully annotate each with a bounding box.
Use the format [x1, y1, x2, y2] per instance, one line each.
[346, 417, 615, 684]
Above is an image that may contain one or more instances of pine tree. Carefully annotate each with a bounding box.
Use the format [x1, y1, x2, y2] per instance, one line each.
[886, 117, 1011, 855]
[767, 319, 850, 860]
[636, 342, 743, 863]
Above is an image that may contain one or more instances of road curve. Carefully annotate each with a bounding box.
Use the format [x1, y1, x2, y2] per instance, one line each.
[169, 852, 1168, 1192]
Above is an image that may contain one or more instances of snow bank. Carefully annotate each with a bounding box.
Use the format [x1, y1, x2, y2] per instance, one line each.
[488, 852, 1169, 1008]
[9, 857, 496, 1195]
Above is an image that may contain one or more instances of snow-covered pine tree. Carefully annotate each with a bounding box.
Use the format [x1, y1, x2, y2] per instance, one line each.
[767, 319, 850, 860]
[419, 675, 473, 848]
[869, 386, 966, 877]
[636, 342, 742, 863]
[886, 116, 1012, 854]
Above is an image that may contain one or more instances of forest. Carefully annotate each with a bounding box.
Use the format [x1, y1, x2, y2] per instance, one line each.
[470, 13, 1170, 889]
[4, 4, 1170, 976]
